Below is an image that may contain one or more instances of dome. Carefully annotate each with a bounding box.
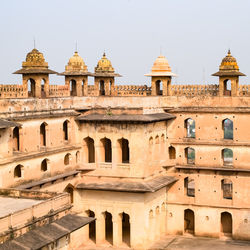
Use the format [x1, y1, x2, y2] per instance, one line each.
[145, 55, 176, 77]
[22, 48, 48, 69]
[219, 50, 239, 71]
[95, 53, 114, 73]
[212, 50, 245, 77]
[65, 51, 88, 72]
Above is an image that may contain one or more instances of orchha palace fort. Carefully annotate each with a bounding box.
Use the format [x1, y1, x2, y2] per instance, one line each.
[0, 47, 249, 249]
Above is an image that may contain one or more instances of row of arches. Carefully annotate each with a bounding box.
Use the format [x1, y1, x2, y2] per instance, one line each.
[83, 137, 130, 164]
[184, 118, 234, 140]
[183, 209, 233, 235]
[12, 120, 70, 151]
[184, 177, 233, 200]
[13, 151, 80, 179]
[86, 210, 130, 247]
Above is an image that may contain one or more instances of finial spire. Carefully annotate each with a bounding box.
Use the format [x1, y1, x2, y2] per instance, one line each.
[103, 51, 106, 57]
[228, 49, 231, 55]
[33, 37, 36, 49]
[75, 41, 78, 52]
[160, 45, 162, 55]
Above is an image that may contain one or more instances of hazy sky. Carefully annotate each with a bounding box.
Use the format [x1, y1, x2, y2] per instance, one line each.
[1, 0, 250, 85]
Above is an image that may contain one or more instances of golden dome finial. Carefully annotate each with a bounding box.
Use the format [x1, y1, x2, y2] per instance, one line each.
[95, 52, 114, 73]
[65, 51, 88, 72]
[22, 48, 48, 69]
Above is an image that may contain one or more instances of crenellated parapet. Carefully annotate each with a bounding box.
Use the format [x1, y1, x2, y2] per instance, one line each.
[170, 84, 219, 97]
[113, 85, 151, 96]
[0, 84, 27, 98]
[48, 85, 70, 97]
[239, 85, 250, 96]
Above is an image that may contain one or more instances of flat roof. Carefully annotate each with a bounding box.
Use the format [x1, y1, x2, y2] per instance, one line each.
[76, 113, 176, 123]
[0, 196, 42, 218]
[0, 214, 95, 250]
[76, 175, 178, 193]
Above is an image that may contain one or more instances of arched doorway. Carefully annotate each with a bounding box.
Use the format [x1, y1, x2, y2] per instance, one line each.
[223, 79, 231, 96]
[64, 185, 74, 204]
[169, 146, 176, 159]
[14, 165, 22, 178]
[100, 80, 105, 95]
[104, 211, 113, 245]
[118, 138, 130, 163]
[221, 212, 232, 235]
[70, 79, 77, 96]
[41, 78, 46, 98]
[155, 80, 162, 95]
[28, 78, 36, 97]
[184, 209, 195, 234]
[13, 127, 20, 151]
[63, 120, 69, 141]
[83, 137, 95, 163]
[101, 138, 112, 162]
[40, 122, 47, 147]
[87, 210, 96, 243]
[122, 212, 130, 247]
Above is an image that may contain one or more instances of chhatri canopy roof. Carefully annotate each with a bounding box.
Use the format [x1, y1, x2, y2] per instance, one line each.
[13, 48, 57, 75]
[93, 53, 121, 77]
[59, 51, 93, 76]
[145, 55, 176, 77]
[212, 50, 246, 77]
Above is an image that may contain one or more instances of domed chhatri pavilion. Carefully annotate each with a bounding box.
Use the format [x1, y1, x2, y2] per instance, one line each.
[0, 47, 249, 250]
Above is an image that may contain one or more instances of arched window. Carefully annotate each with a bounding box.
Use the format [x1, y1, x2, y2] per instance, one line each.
[83, 137, 95, 163]
[100, 138, 112, 163]
[40, 122, 47, 147]
[222, 148, 233, 166]
[63, 120, 69, 141]
[223, 119, 233, 140]
[221, 179, 233, 199]
[184, 118, 195, 138]
[155, 135, 159, 144]
[155, 80, 162, 95]
[185, 147, 195, 164]
[64, 153, 71, 165]
[13, 127, 20, 151]
[169, 146, 176, 159]
[41, 159, 48, 172]
[223, 79, 231, 96]
[70, 79, 77, 96]
[118, 138, 130, 163]
[184, 177, 195, 197]
[14, 165, 22, 178]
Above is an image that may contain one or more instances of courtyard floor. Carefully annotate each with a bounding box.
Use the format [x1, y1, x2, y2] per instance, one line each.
[80, 235, 250, 250]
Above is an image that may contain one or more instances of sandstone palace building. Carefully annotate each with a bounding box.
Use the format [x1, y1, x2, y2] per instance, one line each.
[0, 47, 249, 249]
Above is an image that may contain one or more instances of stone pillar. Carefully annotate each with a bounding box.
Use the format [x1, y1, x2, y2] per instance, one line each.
[96, 213, 105, 245]
[76, 78, 82, 96]
[113, 213, 122, 247]
[151, 78, 157, 96]
[83, 76, 88, 96]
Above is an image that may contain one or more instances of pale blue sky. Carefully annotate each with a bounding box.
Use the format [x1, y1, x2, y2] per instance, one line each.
[1, 0, 250, 85]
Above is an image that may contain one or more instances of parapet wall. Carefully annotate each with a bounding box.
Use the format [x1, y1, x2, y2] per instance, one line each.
[0, 82, 250, 98]
[0, 85, 27, 98]
[113, 85, 151, 96]
[0, 188, 71, 243]
[170, 84, 219, 96]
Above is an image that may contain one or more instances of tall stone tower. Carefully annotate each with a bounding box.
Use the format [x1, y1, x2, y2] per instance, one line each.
[93, 53, 121, 96]
[59, 51, 92, 96]
[13, 48, 57, 98]
[212, 50, 246, 97]
[145, 55, 176, 96]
